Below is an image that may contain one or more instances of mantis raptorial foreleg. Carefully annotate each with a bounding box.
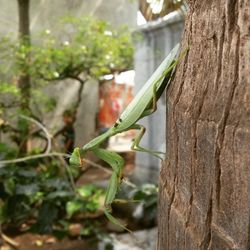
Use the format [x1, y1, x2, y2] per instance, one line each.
[91, 148, 132, 232]
[92, 148, 124, 176]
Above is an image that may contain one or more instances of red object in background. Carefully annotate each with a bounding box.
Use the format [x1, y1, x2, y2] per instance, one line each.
[98, 82, 119, 127]
[98, 81, 133, 128]
[125, 86, 133, 107]
[98, 99, 114, 127]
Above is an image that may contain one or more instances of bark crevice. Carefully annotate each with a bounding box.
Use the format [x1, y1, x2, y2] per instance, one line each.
[200, 196, 213, 249]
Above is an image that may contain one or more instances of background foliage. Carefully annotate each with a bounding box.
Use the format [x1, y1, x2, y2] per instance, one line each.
[0, 15, 133, 237]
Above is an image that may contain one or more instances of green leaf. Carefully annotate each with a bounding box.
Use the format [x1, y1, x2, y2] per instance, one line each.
[30, 191, 44, 203]
[15, 183, 39, 196]
[4, 178, 15, 195]
[46, 190, 74, 200]
[85, 200, 99, 212]
[0, 143, 17, 161]
[43, 178, 70, 190]
[0, 82, 20, 96]
[16, 169, 37, 178]
[81, 227, 91, 236]
[66, 200, 84, 218]
[77, 184, 96, 198]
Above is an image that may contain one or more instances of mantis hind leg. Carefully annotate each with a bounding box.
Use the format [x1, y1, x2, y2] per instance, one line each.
[104, 208, 132, 233]
[130, 124, 165, 160]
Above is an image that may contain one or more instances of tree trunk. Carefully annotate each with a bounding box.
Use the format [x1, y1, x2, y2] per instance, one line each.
[17, 0, 31, 153]
[158, 1, 250, 249]
[17, 0, 31, 110]
[18, 0, 30, 40]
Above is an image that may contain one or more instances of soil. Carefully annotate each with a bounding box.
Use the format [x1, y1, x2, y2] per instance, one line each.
[6, 233, 97, 250]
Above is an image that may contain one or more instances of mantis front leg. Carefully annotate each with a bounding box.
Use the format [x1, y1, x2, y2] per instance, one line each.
[91, 148, 131, 232]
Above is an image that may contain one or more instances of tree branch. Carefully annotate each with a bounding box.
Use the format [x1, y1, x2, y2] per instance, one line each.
[20, 114, 52, 154]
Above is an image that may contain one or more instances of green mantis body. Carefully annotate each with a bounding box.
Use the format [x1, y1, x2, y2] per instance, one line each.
[70, 44, 183, 232]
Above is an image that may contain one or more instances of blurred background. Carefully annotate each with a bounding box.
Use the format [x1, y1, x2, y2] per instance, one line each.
[0, 1, 185, 249]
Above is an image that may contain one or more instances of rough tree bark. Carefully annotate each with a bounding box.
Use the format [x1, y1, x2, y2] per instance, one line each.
[158, 1, 250, 249]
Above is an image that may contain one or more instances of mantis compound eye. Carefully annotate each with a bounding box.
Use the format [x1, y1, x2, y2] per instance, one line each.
[114, 118, 122, 128]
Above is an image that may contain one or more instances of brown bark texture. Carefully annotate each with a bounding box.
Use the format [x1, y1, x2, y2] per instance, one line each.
[158, 0, 250, 249]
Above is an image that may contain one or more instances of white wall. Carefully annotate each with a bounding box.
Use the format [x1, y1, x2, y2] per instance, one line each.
[0, 0, 137, 37]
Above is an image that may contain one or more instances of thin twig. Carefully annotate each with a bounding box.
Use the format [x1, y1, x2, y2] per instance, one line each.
[1, 232, 19, 248]
[0, 152, 111, 173]
[19, 114, 52, 154]
[0, 152, 138, 187]
[0, 223, 19, 248]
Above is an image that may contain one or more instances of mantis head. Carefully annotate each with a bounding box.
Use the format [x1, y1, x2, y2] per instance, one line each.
[69, 147, 85, 167]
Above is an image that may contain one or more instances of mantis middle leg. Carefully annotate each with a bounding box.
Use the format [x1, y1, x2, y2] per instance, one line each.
[130, 124, 164, 160]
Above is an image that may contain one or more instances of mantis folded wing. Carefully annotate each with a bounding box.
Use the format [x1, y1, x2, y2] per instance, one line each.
[70, 43, 186, 232]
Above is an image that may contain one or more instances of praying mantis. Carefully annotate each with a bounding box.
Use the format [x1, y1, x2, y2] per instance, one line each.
[70, 43, 185, 232]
